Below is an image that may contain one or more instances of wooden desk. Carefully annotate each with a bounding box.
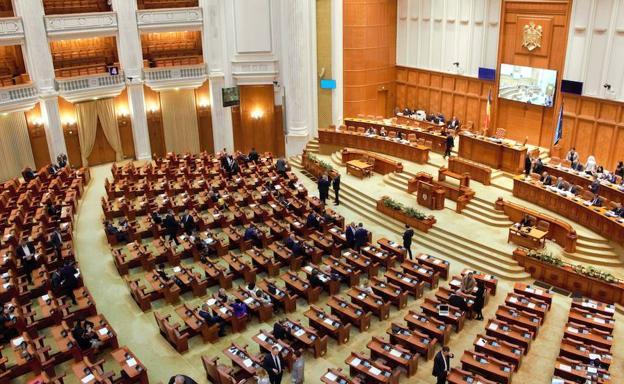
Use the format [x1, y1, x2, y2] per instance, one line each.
[302, 264, 340, 295]
[341, 148, 403, 175]
[567, 307, 615, 334]
[223, 343, 262, 378]
[447, 367, 497, 384]
[345, 117, 448, 154]
[346, 159, 374, 179]
[281, 318, 328, 358]
[545, 163, 624, 203]
[564, 322, 613, 350]
[553, 356, 612, 384]
[327, 295, 372, 332]
[458, 133, 527, 173]
[421, 297, 466, 332]
[504, 292, 549, 319]
[496, 198, 578, 253]
[473, 334, 524, 371]
[460, 350, 514, 384]
[508, 225, 548, 250]
[571, 298, 616, 318]
[281, 270, 321, 304]
[324, 256, 361, 287]
[305, 305, 351, 344]
[512, 176, 624, 245]
[559, 338, 612, 369]
[342, 249, 379, 278]
[495, 305, 542, 335]
[367, 336, 418, 377]
[384, 268, 425, 298]
[319, 129, 430, 164]
[347, 287, 391, 321]
[321, 368, 361, 384]
[387, 322, 437, 360]
[416, 253, 450, 280]
[369, 276, 408, 309]
[401, 259, 439, 288]
[345, 352, 399, 384]
[485, 319, 533, 353]
[257, 279, 297, 313]
[404, 310, 452, 345]
[111, 347, 148, 384]
[252, 330, 295, 371]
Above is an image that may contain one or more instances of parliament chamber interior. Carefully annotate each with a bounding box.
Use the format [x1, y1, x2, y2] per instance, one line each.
[1, 0, 623, 383]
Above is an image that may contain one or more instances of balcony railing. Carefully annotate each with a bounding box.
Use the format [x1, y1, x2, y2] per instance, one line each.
[56, 72, 126, 102]
[0, 83, 38, 113]
[44, 12, 118, 38]
[143, 63, 207, 90]
[0, 17, 25, 44]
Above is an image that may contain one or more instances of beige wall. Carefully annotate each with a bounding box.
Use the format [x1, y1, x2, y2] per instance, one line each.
[316, 0, 332, 129]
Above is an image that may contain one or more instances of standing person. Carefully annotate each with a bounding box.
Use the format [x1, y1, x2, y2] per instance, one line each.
[332, 174, 341, 206]
[248, 147, 259, 162]
[275, 158, 288, 177]
[354, 223, 368, 250]
[318, 174, 330, 205]
[163, 210, 180, 245]
[345, 222, 356, 249]
[402, 224, 415, 260]
[432, 347, 453, 384]
[290, 350, 305, 384]
[524, 154, 533, 176]
[168, 375, 198, 384]
[181, 210, 195, 236]
[472, 281, 486, 320]
[444, 131, 454, 159]
[263, 345, 284, 384]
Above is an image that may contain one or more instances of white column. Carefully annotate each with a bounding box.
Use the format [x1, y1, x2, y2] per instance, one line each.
[112, 0, 151, 159]
[200, 0, 234, 152]
[331, 0, 344, 127]
[40, 96, 67, 162]
[281, 0, 317, 156]
[127, 83, 152, 160]
[14, 0, 67, 161]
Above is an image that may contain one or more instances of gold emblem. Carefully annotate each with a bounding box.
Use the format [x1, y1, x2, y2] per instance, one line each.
[522, 22, 543, 51]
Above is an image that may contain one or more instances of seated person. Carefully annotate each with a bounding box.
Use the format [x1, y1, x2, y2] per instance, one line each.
[104, 221, 129, 243]
[151, 212, 163, 224]
[567, 183, 579, 195]
[291, 240, 306, 258]
[273, 320, 288, 340]
[596, 165, 604, 175]
[571, 160, 583, 172]
[402, 107, 412, 116]
[589, 176, 601, 194]
[284, 234, 297, 250]
[365, 127, 376, 135]
[554, 177, 566, 190]
[447, 116, 460, 130]
[22, 167, 37, 182]
[379, 127, 387, 137]
[254, 289, 272, 305]
[244, 225, 262, 247]
[609, 204, 624, 218]
[615, 161, 624, 178]
[57, 153, 68, 168]
[359, 280, 374, 295]
[231, 299, 248, 319]
[72, 319, 103, 351]
[216, 288, 231, 304]
[448, 292, 468, 313]
[46, 201, 61, 219]
[248, 147, 259, 163]
[587, 193, 603, 207]
[198, 303, 226, 337]
[396, 132, 404, 140]
[540, 171, 553, 186]
[518, 214, 533, 228]
[306, 212, 321, 230]
[584, 156, 597, 174]
[532, 158, 544, 174]
[436, 113, 445, 124]
[309, 269, 324, 288]
[47, 163, 60, 175]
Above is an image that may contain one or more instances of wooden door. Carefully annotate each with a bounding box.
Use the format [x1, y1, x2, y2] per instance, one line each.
[87, 118, 116, 165]
[377, 90, 388, 118]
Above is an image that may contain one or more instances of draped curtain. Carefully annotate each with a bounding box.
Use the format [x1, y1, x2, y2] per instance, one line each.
[161, 89, 200, 154]
[75, 101, 98, 167]
[0, 112, 36, 182]
[76, 98, 123, 165]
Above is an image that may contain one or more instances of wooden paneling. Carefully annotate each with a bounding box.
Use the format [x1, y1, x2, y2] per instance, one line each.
[114, 88, 135, 160]
[493, 1, 573, 148]
[343, 0, 397, 118]
[43, 0, 111, 15]
[137, 0, 198, 10]
[144, 85, 166, 158]
[50, 37, 118, 73]
[141, 31, 202, 68]
[555, 93, 624, 170]
[231, 85, 284, 157]
[25, 105, 51, 169]
[194, 83, 214, 153]
[86, 119, 116, 165]
[58, 97, 82, 168]
[395, 67, 494, 131]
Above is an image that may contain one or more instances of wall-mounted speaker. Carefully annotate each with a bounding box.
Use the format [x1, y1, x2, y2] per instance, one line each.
[561, 80, 583, 95]
[478, 67, 496, 81]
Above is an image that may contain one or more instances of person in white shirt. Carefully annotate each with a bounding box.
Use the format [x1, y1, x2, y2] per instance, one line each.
[584, 156, 597, 174]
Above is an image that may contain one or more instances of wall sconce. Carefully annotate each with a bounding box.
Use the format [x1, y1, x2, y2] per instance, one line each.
[63, 117, 77, 135]
[32, 117, 44, 127]
[198, 98, 210, 108]
[250, 109, 264, 120]
[117, 107, 129, 118]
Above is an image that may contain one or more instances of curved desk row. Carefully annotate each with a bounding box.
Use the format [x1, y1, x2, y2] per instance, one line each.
[458, 134, 527, 174]
[544, 164, 624, 204]
[319, 129, 430, 164]
[512, 176, 624, 245]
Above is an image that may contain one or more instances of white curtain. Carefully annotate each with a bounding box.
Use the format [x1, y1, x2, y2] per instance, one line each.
[161, 89, 200, 154]
[75, 101, 98, 166]
[96, 98, 123, 161]
[0, 112, 36, 182]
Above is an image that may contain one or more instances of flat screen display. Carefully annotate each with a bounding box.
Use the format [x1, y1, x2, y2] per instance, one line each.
[320, 79, 336, 89]
[499, 63, 557, 107]
[222, 86, 240, 107]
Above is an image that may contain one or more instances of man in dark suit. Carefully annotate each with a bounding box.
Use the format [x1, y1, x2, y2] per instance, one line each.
[332, 174, 341, 206]
[447, 116, 460, 130]
[309, 269, 324, 288]
[540, 172, 553, 186]
[244, 225, 262, 247]
[198, 303, 226, 337]
[263, 345, 285, 384]
[532, 158, 544, 174]
[275, 158, 287, 177]
[163, 210, 180, 245]
[49, 229, 64, 258]
[589, 194, 603, 207]
[524, 155, 532, 176]
[17, 239, 37, 283]
[248, 147, 259, 162]
[402, 224, 415, 260]
[345, 222, 356, 249]
[273, 320, 288, 340]
[22, 167, 37, 182]
[444, 132, 454, 159]
[306, 211, 321, 230]
[47, 163, 60, 175]
[354, 223, 368, 250]
[59, 261, 79, 304]
[589, 176, 601, 195]
[46, 202, 61, 220]
[284, 234, 296, 250]
[291, 240, 306, 258]
[181, 210, 195, 236]
[318, 175, 331, 205]
[432, 346, 453, 384]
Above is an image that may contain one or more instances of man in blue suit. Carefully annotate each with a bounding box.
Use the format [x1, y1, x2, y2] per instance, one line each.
[354, 223, 368, 250]
[345, 222, 356, 249]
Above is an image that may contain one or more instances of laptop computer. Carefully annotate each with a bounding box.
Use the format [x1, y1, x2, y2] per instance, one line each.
[438, 304, 450, 317]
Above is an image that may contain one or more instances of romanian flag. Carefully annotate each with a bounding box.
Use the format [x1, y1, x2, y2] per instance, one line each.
[484, 89, 492, 130]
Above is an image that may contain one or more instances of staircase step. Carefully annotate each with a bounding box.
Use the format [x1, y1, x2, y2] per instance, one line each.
[562, 252, 624, 266]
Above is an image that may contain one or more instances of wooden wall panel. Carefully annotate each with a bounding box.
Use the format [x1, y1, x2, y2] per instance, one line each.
[194, 82, 214, 153]
[344, 0, 397, 118]
[493, 1, 573, 148]
[395, 66, 494, 131]
[557, 93, 624, 170]
[231, 85, 283, 156]
[114, 88, 135, 160]
[144, 85, 166, 158]
[24, 105, 51, 169]
[58, 97, 82, 168]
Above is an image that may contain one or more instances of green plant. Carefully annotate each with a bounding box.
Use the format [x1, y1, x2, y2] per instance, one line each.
[318, 160, 334, 171]
[382, 197, 403, 210]
[382, 197, 427, 219]
[404, 206, 426, 220]
[527, 249, 563, 266]
[573, 264, 617, 283]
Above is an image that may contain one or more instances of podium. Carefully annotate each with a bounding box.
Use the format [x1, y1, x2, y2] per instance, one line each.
[416, 181, 445, 210]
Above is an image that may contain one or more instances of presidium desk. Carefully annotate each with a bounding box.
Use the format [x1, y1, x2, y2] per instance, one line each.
[458, 133, 527, 174]
[513, 175, 624, 245]
[318, 128, 430, 164]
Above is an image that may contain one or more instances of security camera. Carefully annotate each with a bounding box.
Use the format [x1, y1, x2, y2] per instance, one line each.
[603, 83, 611, 90]
[452, 62, 460, 67]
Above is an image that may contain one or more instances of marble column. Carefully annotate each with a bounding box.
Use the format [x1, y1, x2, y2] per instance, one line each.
[14, 0, 66, 162]
[39, 96, 67, 162]
[112, 0, 151, 159]
[281, 0, 317, 156]
[200, 0, 233, 152]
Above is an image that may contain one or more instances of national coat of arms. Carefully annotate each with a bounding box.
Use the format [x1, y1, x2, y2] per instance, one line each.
[522, 22, 543, 51]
